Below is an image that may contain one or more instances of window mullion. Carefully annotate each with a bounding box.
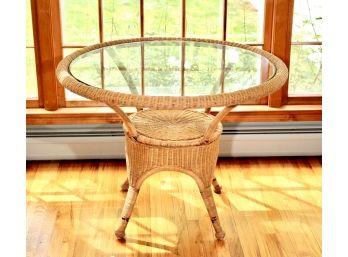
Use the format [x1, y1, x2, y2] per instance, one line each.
[222, 0, 227, 41]
[140, 0, 144, 37]
[181, 0, 186, 38]
[220, 0, 228, 94]
[180, 0, 186, 96]
[268, 0, 294, 107]
[32, 0, 64, 110]
[98, 0, 105, 89]
[53, 0, 66, 107]
[260, 0, 274, 105]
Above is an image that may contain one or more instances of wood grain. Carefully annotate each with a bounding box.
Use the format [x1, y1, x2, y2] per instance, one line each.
[261, 0, 275, 105]
[27, 157, 321, 257]
[32, 0, 64, 110]
[268, 0, 295, 107]
[26, 105, 322, 125]
[287, 96, 322, 105]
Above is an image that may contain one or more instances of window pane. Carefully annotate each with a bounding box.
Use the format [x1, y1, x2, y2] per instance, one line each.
[186, 0, 223, 39]
[144, 0, 180, 37]
[289, 45, 322, 95]
[63, 48, 88, 100]
[103, 0, 140, 40]
[104, 46, 141, 94]
[26, 48, 38, 99]
[61, 0, 99, 45]
[63, 48, 82, 57]
[292, 0, 322, 42]
[185, 44, 222, 96]
[224, 46, 263, 92]
[26, 1, 38, 100]
[26, 0, 34, 46]
[226, 0, 264, 43]
[144, 42, 181, 96]
[65, 47, 142, 100]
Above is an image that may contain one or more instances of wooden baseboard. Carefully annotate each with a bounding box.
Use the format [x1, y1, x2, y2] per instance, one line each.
[26, 133, 321, 160]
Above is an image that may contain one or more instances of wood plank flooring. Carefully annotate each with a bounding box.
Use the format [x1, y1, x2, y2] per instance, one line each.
[26, 157, 322, 257]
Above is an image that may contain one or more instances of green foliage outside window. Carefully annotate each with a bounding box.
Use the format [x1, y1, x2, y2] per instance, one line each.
[289, 0, 322, 95]
[26, 0, 38, 99]
[26, 0, 322, 100]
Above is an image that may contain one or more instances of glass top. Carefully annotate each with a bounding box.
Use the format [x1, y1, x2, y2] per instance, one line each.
[69, 40, 275, 97]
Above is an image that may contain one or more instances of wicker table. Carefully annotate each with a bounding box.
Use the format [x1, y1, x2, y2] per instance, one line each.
[56, 37, 288, 240]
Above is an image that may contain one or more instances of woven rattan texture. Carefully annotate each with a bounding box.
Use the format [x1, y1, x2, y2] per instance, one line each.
[124, 134, 220, 189]
[127, 109, 223, 146]
[56, 37, 289, 241]
[114, 134, 226, 240]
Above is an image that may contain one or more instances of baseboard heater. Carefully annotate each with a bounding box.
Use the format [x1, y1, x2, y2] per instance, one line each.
[26, 121, 322, 160]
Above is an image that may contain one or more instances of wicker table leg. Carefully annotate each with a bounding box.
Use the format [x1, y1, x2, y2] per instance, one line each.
[200, 187, 225, 240]
[212, 177, 222, 194]
[121, 178, 129, 191]
[115, 186, 139, 239]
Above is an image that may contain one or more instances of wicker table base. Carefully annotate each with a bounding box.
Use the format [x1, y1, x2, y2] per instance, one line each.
[114, 110, 226, 240]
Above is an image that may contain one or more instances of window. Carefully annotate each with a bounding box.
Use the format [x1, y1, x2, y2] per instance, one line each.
[289, 0, 322, 95]
[26, 0, 322, 123]
[186, 0, 223, 39]
[145, 0, 181, 37]
[103, 0, 140, 40]
[226, 0, 264, 44]
[26, 0, 38, 100]
[60, 0, 99, 101]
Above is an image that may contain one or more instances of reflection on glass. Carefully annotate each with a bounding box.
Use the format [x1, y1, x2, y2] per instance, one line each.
[61, 0, 99, 45]
[144, 42, 181, 96]
[104, 45, 141, 94]
[224, 47, 262, 92]
[227, 0, 264, 43]
[292, 0, 322, 42]
[70, 41, 273, 97]
[226, 49, 240, 64]
[103, 0, 140, 41]
[289, 45, 322, 95]
[26, 48, 38, 99]
[184, 43, 222, 95]
[144, 0, 180, 37]
[70, 49, 103, 88]
[186, 0, 222, 39]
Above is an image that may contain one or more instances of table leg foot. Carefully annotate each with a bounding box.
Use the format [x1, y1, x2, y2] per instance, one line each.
[212, 177, 222, 194]
[200, 187, 225, 240]
[115, 186, 139, 240]
[121, 178, 129, 192]
[215, 230, 226, 240]
[115, 229, 126, 240]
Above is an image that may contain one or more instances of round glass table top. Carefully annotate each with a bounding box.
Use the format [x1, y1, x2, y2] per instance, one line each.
[69, 39, 276, 97]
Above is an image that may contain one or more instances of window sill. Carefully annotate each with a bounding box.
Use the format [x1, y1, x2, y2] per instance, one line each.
[26, 105, 322, 125]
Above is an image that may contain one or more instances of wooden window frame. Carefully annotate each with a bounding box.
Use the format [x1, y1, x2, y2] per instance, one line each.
[26, 0, 322, 124]
[28, 0, 65, 110]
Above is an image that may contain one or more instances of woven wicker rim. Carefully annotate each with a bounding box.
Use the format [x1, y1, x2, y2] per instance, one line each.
[56, 37, 288, 109]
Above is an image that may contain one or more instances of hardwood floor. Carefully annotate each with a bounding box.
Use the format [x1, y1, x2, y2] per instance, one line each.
[26, 157, 322, 257]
